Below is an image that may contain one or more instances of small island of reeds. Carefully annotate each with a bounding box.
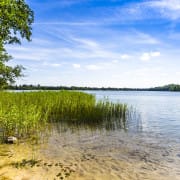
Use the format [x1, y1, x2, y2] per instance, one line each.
[0, 91, 127, 143]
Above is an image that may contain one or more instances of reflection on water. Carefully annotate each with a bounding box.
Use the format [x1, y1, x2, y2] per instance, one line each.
[51, 106, 142, 134]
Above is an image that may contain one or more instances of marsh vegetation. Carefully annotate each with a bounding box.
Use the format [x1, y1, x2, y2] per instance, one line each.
[0, 91, 127, 142]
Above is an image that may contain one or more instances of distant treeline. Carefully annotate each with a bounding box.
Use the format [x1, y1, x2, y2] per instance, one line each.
[7, 84, 180, 91]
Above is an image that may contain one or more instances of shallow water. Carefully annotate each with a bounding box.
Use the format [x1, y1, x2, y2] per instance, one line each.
[36, 91, 180, 179]
[0, 91, 180, 180]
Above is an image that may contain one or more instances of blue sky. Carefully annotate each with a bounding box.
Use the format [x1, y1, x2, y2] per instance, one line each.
[6, 0, 180, 88]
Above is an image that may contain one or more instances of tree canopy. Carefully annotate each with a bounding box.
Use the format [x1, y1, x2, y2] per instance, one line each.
[0, 0, 34, 89]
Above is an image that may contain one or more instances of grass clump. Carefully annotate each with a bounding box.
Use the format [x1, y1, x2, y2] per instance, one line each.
[0, 91, 127, 140]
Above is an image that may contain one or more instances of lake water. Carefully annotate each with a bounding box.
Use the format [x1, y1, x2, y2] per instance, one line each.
[1, 90, 180, 179]
[42, 91, 180, 179]
[86, 91, 180, 140]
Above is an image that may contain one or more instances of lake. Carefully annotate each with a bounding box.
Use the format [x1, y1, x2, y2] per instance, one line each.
[0, 90, 180, 179]
[87, 90, 180, 139]
[44, 91, 180, 179]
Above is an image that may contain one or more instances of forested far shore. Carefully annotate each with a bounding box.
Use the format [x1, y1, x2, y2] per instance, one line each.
[6, 84, 180, 91]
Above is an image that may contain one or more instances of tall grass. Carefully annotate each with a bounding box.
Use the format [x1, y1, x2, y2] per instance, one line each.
[0, 91, 127, 139]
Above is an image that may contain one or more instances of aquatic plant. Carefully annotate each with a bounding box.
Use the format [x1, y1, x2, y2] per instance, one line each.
[0, 91, 127, 140]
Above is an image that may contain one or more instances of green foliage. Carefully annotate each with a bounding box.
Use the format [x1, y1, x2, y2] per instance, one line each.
[0, 91, 127, 139]
[0, 0, 34, 89]
[0, 0, 34, 44]
[0, 45, 24, 89]
[150, 84, 180, 91]
[7, 84, 180, 92]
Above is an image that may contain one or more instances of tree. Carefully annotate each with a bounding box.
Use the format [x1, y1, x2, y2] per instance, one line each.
[0, 0, 34, 89]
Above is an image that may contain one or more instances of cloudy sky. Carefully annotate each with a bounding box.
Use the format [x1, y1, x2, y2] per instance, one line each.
[6, 0, 180, 88]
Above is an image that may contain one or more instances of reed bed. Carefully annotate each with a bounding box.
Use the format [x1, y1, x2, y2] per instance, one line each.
[0, 91, 127, 140]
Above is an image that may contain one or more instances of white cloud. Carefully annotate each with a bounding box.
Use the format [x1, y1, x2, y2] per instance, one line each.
[150, 0, 180, 11]
[51, 63, 62, 67]
[72, 37, 99, 48]
[135, 32, 160, 44]
[112, 0, 180, 21]
[34, 21, 98, 26]
[121, 54, 131, 59]
[73, 64, 81, 68]
[85, 65, 102, 70]
[151, 51, 161, 57]
[140, 53, 151, 61]
[43, 62, 61, 67]
[140, 51, 161, 61]
[112, 60, 119, 63]
[147, 0, 180, 20]
[12, 54, 42, 61]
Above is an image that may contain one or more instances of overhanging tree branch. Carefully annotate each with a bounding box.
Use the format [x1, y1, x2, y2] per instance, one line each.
[0, 0, 34, 89]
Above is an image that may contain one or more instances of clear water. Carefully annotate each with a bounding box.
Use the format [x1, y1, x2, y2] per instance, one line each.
[68, 90, 180, 178]
[42, 90, 180, 179]
[86, 90, 180, 139]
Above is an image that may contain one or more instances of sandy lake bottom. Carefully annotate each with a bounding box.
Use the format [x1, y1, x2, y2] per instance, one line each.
[0, 124, 180, 180]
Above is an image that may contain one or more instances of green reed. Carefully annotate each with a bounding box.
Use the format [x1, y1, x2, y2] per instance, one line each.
[0, 91, 127, 139]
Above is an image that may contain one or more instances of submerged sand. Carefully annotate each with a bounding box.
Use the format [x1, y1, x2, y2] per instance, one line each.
[0, 128, 180, 180]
